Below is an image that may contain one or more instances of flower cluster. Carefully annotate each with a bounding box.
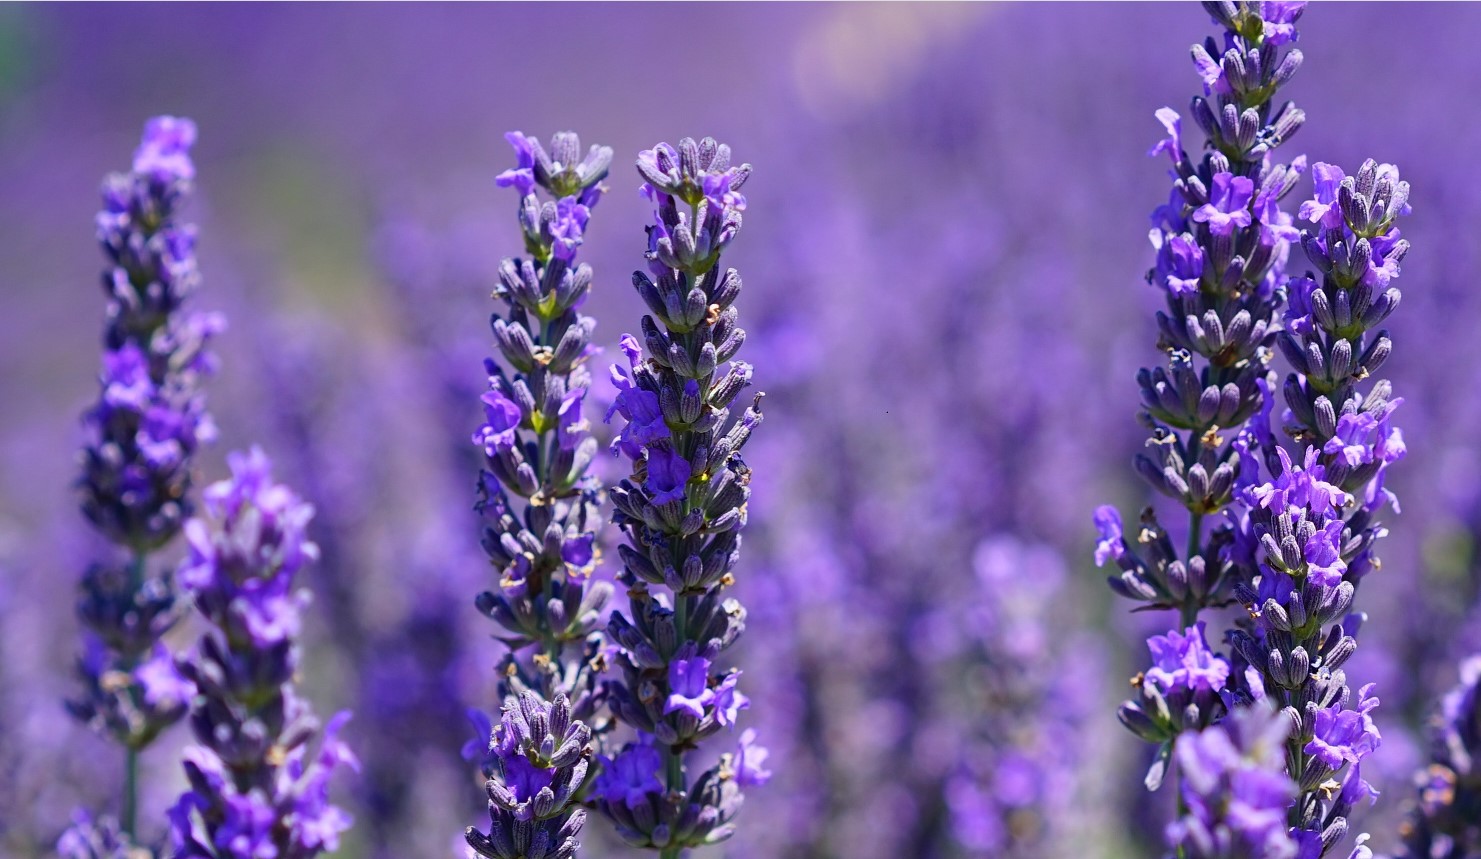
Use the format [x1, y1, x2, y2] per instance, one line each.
[472, 131, 614, 722]
[1398, 656, 1481, 857]
[1098, 0, 1308, 627]
[81, 115, 223, 552]
[1220, 156, 1411, 850]
[65, 116, 221, 847]
[56, 811, 152, 859]
[1097, 4, 1412, 854]
[597, 137, 766, 855]
[1119, 622, 1231, 776]
[1096, 0, 1310, 787]
[167, 448, 358, 859]
[465, 692, 592, 859]
[1167, 703, 1301, 859]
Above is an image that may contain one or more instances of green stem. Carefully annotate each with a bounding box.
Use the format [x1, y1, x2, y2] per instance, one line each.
[674, 594, 689, 639]
[123, 746, 138, 839]
[1180, 512, 1204, 631]
[122, 551, 146, 839]
[658, 595, 689, 855]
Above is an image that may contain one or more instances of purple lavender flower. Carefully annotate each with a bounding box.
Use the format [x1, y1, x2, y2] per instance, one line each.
[56, 811, 150, 859]
[472, 130, 614, 729]
[1119, 623, 1230, 766]
[1167, 703, 1299, 859]
[732, 729, 772, 789]
[601, 136, 763, 855]
[1145, 622, 1231, 699]
[1306, 686, 1382, 770]
[1192, 172, 1256, 236]
[944, 537, 1107, 856]
[643, 445, 693, 508]
[665, 648, 717, 719]
[65, 115, 222, 845]
[465, 692, 591, 859]
[1221, 155, 1412, 854]
[1092, 4, 1412, 851]
[168, 448, 358, 858]
[1097, 0, 1309, 638]
[596, 735, 665, 812]
[82, 115, 221, 552]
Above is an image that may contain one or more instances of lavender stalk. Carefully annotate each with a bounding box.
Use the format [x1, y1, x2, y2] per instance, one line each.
[465, 131, 611, 859]
[597, 137, 768, 857]
[1099, 4, 1413, 853]
[1219, 157, 1410, 853]
[167, 447, 358, 858]
[1095, 0, 1310, 788]
[65, 116, 223, 847]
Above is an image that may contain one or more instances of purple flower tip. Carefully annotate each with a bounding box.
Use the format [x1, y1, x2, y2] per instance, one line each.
[133, 115, 197, 182]
[1093, 505, 1127, 567]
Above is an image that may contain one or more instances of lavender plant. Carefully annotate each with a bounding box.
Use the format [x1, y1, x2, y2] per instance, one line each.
[167, 447, 358, 858]
[465, 131, 612, 859]
[1096, 0, 1310, 786]
[1218, 156, 1409, 852]
[1166, 702, 1302, 858]
[596, 137, 767, 856]
[1098, 5, 1415, 854]
[471, 130, 613, 718]
[1398, 656, 1481, 857]
[64, 116, 222, 847]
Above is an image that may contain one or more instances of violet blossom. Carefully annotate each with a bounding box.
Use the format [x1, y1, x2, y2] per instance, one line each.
[64, 115, 221, 848]
[168, 448, 358, 859]
[466, 131, 611, 859]
[470, 130, 613, 716]
[1222, 155, 1411, 852]
[599, 137, 765, 856]
[465, 692, 592, 859]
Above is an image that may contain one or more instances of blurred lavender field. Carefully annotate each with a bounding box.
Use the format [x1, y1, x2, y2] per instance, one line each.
[3, 3, 1480, 857]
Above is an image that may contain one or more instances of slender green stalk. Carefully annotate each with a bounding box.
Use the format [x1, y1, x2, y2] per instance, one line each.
[1181, 511, 1203, 630]
[123, 745, 138, 839]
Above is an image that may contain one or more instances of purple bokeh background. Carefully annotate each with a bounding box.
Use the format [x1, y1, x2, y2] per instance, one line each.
[3, 4, 1480, 857]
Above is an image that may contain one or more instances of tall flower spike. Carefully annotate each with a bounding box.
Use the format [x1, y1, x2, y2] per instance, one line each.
[1221, 154, 1410, 853]
[598, 137, 765, 857]
[167, 448, 358, 858]
[944, 538, 1104, 856]
[473, 130, 613, 719]
[467, 131, 610, 858]
[63, 116, 222, 850]
[1094, 0, 1309, 789]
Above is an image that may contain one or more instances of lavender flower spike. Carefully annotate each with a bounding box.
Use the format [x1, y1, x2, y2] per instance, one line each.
[473, 131, 614, 723]
[1103, 5, 1411, 853]
[64, 115, 222, 847]
[168, 447, 358, 858]
[599, 137, 764, 856]
[1222, 156, 1410, 854]
[1095, 0, 1309, 790]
